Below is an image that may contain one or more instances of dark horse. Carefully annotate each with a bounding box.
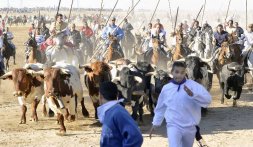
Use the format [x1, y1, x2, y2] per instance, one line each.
[1, 33, 16, 71]
[25, 36, 46, 64]
[80, 33, 93, 63]
[104, 34, 124, 63]
[121, 31, 135, 59]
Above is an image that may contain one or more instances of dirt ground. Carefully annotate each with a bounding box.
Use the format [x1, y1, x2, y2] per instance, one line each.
[1, 26, 253, 147]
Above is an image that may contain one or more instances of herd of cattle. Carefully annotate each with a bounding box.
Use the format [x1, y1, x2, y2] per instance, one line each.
[1, 52, 253, 135]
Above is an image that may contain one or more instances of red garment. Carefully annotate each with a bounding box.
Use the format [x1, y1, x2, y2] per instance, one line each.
[81, 26, 94, 38]
[41, 38, 55, 51]
[28, 27, 35, 35]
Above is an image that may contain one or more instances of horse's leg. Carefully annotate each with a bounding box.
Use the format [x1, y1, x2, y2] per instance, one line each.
[13, 53, 16, 65]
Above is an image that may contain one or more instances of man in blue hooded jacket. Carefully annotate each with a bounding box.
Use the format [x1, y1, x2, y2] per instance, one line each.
[98, 81, 143, 147]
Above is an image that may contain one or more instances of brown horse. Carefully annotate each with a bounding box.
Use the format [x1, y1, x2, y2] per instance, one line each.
[104, 34, 124, 63]
[172, 31, 188, 61]
[25, 37, 45, 64]
[151, 37, 169, 69]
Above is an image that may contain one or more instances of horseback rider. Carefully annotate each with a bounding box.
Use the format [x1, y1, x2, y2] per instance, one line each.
[210, 24, 229, 73]
[241, 24, 253, 62]
[146, 23, 167, 60]
[154, 19, 164, 31]
[100, 17, 124, 60]
[188, 20, 202, 45]
[3, 27, 15, 51]
[40, 22, 50, 40]
[122, 18, 135, 58]
[225, 19, 236, 35]
[69, 23, 81, 49]
[50, 14, 69, 35]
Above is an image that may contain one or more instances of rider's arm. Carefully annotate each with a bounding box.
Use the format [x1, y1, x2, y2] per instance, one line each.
[116, 28, 124, 40]
[101, 27, 108, 40]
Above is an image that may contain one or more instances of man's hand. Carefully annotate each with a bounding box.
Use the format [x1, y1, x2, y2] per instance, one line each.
[149, 126, 155, 139]
[184, 85, 193, 97]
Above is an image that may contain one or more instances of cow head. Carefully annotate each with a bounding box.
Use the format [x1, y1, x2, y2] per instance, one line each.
[0, 68, 43, 97]
[112, 67, 143, 101]
[80, 61, 112, 89]
[146, 70, 172, 93]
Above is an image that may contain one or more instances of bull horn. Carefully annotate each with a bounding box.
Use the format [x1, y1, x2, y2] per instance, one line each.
[112, 77, 120, 83]
[0, 71, 12, 79]
[227, 66, 242, 71]
[134, 76, 143, 83]
[245, 67, 253, 70]
[176, 58, 185, 62]
[150, 64, 157, 69]
[169, 73, 173, 78]
[60, 69, 70, 75]
[32, 70, 44, 76]
[79, 64, 90, 69]
[26, 70, 36, 75]
[145, 72, 157, 76]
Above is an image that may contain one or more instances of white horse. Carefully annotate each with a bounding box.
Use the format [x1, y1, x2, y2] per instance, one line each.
[46, 33, 79, 68]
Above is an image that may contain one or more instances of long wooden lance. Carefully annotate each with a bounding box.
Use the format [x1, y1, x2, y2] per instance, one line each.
[105, 0, 119, 27]
[225, 0, 232, 22]
[190, 5, 203, 29]
[55, 0, 62, 26]
[168, 0, 173, 29]
[246, 0, 248, 29]
[98, 0, 104, 23]
[173, 6, 179, 33]
[201, 0, 207, 26]
[68, 0, 74, 23]
[149, 0, 161, 23]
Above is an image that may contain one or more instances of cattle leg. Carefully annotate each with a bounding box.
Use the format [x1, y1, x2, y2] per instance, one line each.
[13, 54, 16, 65]
[20, 105, 27, 124]
[81, 98, 89, 117]
[65, 109, 70, 121]
[224, 84, 232, 99]
[139, 101, 144, 123]
[93, 102, 100, 119]
[31, 99, 39, 122]
[131, 101, 138, 121]
[220, 83, 225, 104]
[48, 109, 55, 117]
[42, 104, 47, 117]
[149, 94, 154, 116]
[56, 113, 66, 136]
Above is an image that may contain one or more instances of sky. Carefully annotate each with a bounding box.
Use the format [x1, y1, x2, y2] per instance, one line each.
[0, 0, 252, 12]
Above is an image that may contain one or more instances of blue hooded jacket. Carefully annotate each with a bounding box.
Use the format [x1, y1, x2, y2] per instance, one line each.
[100, 104, 143, 147]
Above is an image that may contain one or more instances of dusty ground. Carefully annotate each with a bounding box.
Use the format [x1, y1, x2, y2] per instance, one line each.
[1, 26, 253, 147]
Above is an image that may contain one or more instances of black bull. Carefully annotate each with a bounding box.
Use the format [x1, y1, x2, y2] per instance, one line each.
[113, 62, 155, 122]
[220, 62, 251, 106]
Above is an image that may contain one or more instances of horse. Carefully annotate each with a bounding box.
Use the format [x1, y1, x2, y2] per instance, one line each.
[121, 31, 135, 59]
[189, 32, 206, 58]
[172, 31, 190, 61]
[79, 33, 93, 63]
[103, 34, 124, 63]
[45, 32, 79, 68]
[150, 37, 169, 70]
[25, 37, 46, 64]
[0, 33, 16, 71]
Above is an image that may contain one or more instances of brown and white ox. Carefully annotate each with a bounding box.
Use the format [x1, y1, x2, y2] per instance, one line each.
[33, 62, 89, 135]
[0, 63, 44, 124]
[79, 61, 112, 119]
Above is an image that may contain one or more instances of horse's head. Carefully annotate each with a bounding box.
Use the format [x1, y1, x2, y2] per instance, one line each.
[221, 42, 232, 59]
[175, 31, 183, 44]
[26, 37, 37, 48]
[108, 33, 118, 47]
[228, 32, 238, 44]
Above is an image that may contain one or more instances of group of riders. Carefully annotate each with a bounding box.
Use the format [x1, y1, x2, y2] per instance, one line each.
[1, 13, 253, 72]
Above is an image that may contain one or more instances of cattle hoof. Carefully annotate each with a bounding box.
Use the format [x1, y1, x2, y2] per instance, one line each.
[82, 110, 89, 118]
[233, 100, 237, 107]
[225, 94, 232, 99]
[19, 121, 26, 124]
[56, 131, 66, 136]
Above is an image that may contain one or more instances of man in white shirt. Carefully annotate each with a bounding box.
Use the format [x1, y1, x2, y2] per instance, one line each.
[149, 61, 212, 147]
[241, 24, 253, 61]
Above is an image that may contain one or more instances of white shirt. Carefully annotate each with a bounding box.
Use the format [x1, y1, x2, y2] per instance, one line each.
[152, 79, 211, 128]
[244, 31, 253, 50]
